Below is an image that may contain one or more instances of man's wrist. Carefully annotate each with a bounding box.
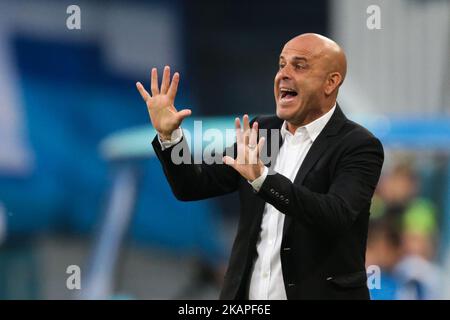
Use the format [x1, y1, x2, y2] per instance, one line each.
[248, 166, 269, 192]
[158, 132, 173, 142]
[158, 128, 183, 150]
[251, 165, 266, 182]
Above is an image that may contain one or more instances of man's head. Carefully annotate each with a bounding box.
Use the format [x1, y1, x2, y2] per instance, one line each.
[366, 217, 402, 271]
[274, 33, 347, 127]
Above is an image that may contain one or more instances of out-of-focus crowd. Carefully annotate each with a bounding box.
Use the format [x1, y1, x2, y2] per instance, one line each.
[367, 161, 446, 299]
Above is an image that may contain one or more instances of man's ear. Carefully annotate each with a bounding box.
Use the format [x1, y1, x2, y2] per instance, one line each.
[324, 72, 342, 96]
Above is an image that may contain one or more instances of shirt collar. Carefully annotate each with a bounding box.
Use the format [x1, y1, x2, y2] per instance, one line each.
[280, 103, 336, 142]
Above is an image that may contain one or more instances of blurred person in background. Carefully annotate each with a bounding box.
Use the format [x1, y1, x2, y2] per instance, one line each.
[375, 163, 438, 260]
[366, 216, 402, 300]
[369, 163, 443, 299]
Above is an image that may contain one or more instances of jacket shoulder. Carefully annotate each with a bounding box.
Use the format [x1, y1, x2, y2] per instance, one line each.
[345, 119, 376, 137]
[341, 119, 384, 154]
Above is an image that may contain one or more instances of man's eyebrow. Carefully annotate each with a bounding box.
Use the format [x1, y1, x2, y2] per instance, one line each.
[292, 56, 308, 62]
[278, 55, 308, 62]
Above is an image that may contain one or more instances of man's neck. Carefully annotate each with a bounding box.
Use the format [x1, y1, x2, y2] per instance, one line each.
[286, 101, 336, 135]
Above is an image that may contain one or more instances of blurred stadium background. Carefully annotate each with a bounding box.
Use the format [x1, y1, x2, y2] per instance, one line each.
[0, 0, 449, 299]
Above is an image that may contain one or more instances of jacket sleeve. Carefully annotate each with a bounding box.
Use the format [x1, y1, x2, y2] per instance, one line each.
[256, 134, 384, 235]
[151, 134, 240, 201]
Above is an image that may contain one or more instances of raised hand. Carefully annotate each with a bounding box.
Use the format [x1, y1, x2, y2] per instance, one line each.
[223, 114, 266, 181]
[136, 66, 192, 140]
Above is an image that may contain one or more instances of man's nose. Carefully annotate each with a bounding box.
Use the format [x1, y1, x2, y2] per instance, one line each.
[278, 66, 292, 80]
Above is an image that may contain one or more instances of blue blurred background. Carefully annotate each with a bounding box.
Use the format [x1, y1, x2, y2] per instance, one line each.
[0, 0, 449, 299]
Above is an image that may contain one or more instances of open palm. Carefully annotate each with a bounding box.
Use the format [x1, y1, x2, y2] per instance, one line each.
[136, 66, 191, 140]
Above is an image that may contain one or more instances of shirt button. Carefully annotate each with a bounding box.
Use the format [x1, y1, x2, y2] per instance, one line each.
[263, 272, 269, 278]
[268, 240, 273, 245]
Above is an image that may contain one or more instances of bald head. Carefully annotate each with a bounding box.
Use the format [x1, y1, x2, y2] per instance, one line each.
[274, 33, 347, 128]
[284, 33, 347, 86]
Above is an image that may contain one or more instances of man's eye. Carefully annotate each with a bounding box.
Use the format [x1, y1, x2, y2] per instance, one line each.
[279, 64, 285, 69]
[296, 64, 306, 69]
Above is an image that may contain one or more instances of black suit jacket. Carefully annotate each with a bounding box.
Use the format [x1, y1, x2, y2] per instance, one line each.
[152, 105, 384, 300]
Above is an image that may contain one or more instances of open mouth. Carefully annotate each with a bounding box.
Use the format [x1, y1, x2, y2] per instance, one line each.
[279, 88, 298, 101]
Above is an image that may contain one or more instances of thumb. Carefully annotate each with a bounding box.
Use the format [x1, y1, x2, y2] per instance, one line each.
[222, 156, 236, 168]
[176, 109, 192, 122]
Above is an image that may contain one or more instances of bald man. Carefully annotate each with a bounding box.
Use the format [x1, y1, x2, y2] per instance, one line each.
[137, 33, 384, 300]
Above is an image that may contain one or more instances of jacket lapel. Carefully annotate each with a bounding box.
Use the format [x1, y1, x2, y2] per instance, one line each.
[282, 104, 348, 238]
[248, 117, 284, 241]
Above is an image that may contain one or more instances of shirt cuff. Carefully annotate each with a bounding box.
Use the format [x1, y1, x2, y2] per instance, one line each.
[248, 166, 269, 192]
[158, 128, 183, 150]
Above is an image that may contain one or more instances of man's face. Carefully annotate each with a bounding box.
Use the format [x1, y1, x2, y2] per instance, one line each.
[274, 44, 326, 124]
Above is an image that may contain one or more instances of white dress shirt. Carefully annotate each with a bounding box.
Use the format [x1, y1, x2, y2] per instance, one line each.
[247, 104, 336, 300]
[157, 105, 336, 300]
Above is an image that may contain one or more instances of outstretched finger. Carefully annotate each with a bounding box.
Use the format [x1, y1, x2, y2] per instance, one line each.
[249, 121, 258, 149]
[151, 68, 159, 96]
[136, 82, 150, 102]
[160, 66, 170, 94]
[168, 72, 180, 101]
[243, 114, 250, 131]
[248, 122, 259, 164]
[249, 136, 266, 165]
[243, 114, 251, 145]
[257, 136, 266, 155]
[235, 117, 243, 144]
